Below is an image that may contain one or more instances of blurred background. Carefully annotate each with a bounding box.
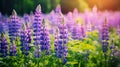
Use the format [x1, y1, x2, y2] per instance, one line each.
[0, 0, 120, 15]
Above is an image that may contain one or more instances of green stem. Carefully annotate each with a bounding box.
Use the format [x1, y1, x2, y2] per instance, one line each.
[37, 59, 39, 67]
[24, 55, 26, 67]
[59, 59, 61, 67]
[42, 51, 46, 67]
[78, 61, 80, 67]
[104, 53, 107, 67]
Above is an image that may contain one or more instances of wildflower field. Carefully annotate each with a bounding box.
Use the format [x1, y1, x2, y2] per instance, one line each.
[0, 4, 120, 67]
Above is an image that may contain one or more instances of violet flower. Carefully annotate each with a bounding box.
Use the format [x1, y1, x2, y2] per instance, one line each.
[20, 24, 31, 55]
[40, 19, 51, 55]
[33, 4, 42, 46]
[54, 16, 68, 64]
[8, 10, 20, 42]
[0, 33, 8, 57]
[100, 18, 109, 53]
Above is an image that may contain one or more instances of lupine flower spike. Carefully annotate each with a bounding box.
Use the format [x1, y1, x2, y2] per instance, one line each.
[25, 22, 32, 43]
[0, 33, 8, 57]
[8, 9, 20, 42]
[33, 4, 42, 46]
[40, 19, 51, 55]
[101, 18, 109, 53]
[20, 24, 31, 55]
[58, 16, 68, 64]
[55, 4, 61, 14]
[33, 4, 42, 58]
[54, 28, 61, 57]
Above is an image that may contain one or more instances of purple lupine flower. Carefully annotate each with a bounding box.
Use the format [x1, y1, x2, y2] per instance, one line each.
[33, 4, 43, 58]
[40, 19, 51, 55]
[111, 49, 120, 58]
[71, 24, 80, 40]
[59, 23, 68, 63]
[23, 14, 30, 22]
[80, 24, 86, 39]
[10, 43, 17, 56]
[0, 22, 4, 33]
[100, 18, 109, 53]
[71, 23, 86, 40]
[102, 41, 108, 53]
[110, 45, 115, 50]
[33, 4, 42, 46]
[24, 14, 32, 38]
[8, 10, 20, 42]
[63, 58, 67, 64]
[25, 22, 32, 43]
[56, 17, 68, 64]
[20, 24, 31, 55]
[55, 4, 61, 14]
[54, 28, 62, 57]
[0, 18, 8, 34]
[27, 28, 32, 43]
[0, 33, 8, 57]
[101, 20, 109, 41]
[66, 12, 75, 33]
[53, 5, 62, 26]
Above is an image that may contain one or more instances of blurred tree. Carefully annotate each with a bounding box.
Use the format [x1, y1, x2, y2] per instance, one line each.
[78, 0, 89, 12]
[0, 0, 13, 15]
[51, 0, 60, 10]
[13, 0, 34, 14]
[61, 0, 89, 14]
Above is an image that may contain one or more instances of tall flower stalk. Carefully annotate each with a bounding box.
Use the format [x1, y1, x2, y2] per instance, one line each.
[33, 4, 43, 67]
[100, 18, 109, 67]
[58, 20, 68, 64]
[20, 24, 31, 56]
[101, 18, 109, 53]
[40, 19, 51, 55]
[54, 28, 61, 58]
[54, 15, 68, 65]
[0, 33, 8, 57]
[8, 10, 20, 43]
[25, 22, 32, 44]
[40, 19, 51, 67]
[33, 4, 42, 46]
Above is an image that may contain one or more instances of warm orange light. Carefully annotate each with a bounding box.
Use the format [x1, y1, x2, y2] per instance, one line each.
[86, 0, 120, 11]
